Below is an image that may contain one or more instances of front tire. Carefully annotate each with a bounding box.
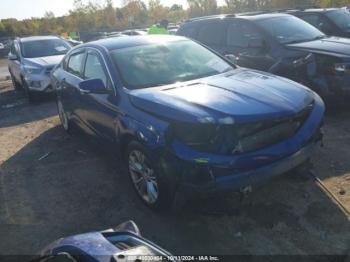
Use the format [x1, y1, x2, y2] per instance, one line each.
[10, 72, 22, 91]
[22, 78, 36, 102]
[126, 141, 173, 211]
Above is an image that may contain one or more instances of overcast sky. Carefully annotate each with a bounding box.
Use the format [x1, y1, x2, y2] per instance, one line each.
[0, 0, 224, 20]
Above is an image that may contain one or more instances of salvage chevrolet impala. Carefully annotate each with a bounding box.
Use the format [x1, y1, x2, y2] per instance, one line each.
[51, 35, 325, 210]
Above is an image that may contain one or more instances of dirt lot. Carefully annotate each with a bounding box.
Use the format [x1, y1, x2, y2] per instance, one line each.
[0, 77, 350, 257]
[0, 59, 9, 80]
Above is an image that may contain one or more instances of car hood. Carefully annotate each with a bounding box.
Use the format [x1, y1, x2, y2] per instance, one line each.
[286, 37, 350, 57]
[23, 55, 64, 67]
[129, 68, 314, 124]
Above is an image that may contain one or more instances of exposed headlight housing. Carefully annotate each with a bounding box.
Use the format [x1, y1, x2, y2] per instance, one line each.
[171, 123, 218, 149]
[171, 103, 313, 155]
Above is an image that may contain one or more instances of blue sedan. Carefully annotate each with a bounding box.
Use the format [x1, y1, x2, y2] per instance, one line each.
[51, 35, 324, 210]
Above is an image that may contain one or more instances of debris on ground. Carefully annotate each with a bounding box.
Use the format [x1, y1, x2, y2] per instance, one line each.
[77, 150, 87, 155]
[38, 152, 51, 161]
[1, 99, 26, 109]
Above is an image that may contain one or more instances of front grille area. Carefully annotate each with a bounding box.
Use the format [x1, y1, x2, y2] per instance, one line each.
[223, 103, 314, 155]
[182, 102, 314, 155]
[45, 66, 54, 74]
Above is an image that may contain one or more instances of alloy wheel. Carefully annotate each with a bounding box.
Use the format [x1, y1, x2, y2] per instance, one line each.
[128, 150, 159, 204]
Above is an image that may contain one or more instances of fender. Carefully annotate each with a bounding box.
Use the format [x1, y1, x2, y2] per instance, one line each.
[116, 114, 169, 152]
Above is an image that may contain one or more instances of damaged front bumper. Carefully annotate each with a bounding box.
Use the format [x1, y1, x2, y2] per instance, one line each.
[174, 140, 319, 198]
[157, 95, 324, 205]
[24, 70, 55, 93]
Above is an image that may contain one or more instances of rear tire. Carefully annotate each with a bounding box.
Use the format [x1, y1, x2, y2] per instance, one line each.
[126, 141, 173, 211]
[57, 98, 70, 133]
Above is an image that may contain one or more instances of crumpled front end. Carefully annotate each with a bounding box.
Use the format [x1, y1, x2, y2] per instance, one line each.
[157, 94, 324, 198]
[312, 55, 350, 98]
[23, 65, 55, 93]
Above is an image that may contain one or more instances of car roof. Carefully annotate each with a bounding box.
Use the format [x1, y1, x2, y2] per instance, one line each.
[184, 13, 292, 23]
[287, 8, 340, 13]
[19, 35, 61, 43]
[237, 13, 291, 20]
[83, 35, 188, 50]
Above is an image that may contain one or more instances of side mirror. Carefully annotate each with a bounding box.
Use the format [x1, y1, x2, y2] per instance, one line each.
[79, 78, 107, 94]
[224, 54, 237, 63]
[8, 53, 18, 60]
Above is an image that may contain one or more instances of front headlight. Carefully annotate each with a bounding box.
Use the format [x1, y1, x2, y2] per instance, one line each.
[171, 123, 218, 148]
[24, 65, 43, 74]
[170, 122, 264, 154]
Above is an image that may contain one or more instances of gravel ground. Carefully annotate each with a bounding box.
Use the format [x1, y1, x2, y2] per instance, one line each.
[0, 79, 349, 257]
[0, 59, 9, 80]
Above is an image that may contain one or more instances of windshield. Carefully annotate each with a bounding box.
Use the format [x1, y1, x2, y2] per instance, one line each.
[21, 39, 71, 58]
[258, 16, 325, 44]
[326, 9, 350, 30]
[110, 40, 234, 89]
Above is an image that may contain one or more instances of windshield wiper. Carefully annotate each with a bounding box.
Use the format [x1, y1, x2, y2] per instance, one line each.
[284, 39, 307, 44]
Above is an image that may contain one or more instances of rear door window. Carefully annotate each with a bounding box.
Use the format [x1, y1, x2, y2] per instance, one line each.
[83, 52, 108, 87]
[197, 21, 226, 45]
[227, 21, 264, 48]
[179, 25, 198, 39]
[300, 14, 321, 28]
[300, 13, 333, 34]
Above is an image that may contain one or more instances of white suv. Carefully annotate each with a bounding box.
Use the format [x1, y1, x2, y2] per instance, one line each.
[8, 36, 71, 101]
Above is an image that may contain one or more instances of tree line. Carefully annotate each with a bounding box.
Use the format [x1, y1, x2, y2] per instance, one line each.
[0, 0, 348, 37]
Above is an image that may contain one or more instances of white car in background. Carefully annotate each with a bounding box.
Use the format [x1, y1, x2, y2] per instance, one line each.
[8, 36, 72, 101]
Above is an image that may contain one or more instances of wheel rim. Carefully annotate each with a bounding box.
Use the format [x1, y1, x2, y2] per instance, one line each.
[128, 150, 158, 204]
[57, 100, 68, 130]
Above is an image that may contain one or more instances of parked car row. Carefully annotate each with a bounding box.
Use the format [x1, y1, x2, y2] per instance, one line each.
[8, 8, 350, 212]
[287, 7, 350, 38]
[0, 38, 12, 58]
[176, 11, 350, 102]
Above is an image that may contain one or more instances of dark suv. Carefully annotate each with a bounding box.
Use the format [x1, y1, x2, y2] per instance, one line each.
[285, 8, 350, 38]
[177, 13, 350, 101]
